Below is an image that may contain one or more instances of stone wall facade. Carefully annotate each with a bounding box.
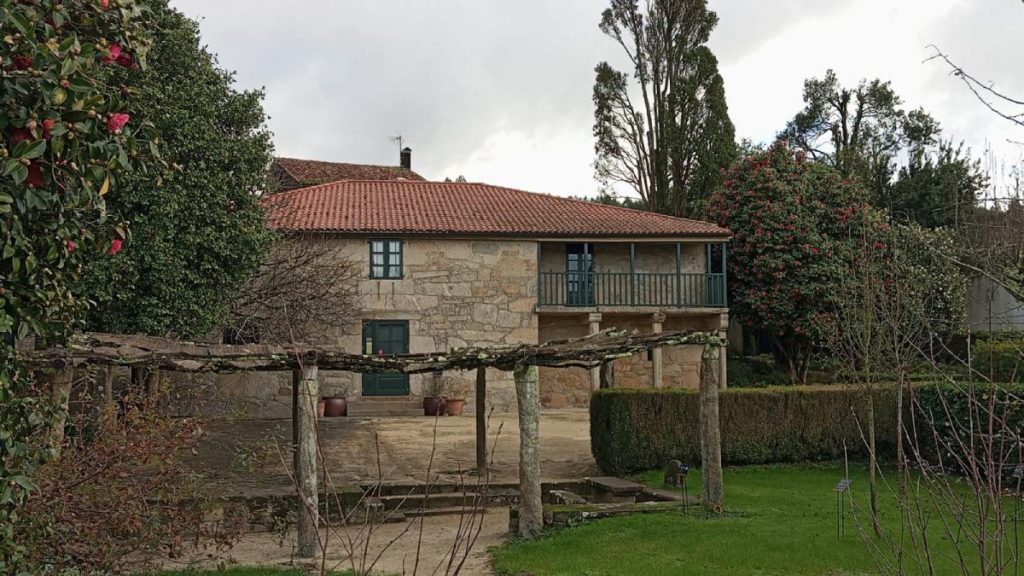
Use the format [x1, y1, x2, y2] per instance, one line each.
[537, 311, 725, 409]
[174, 238, 727, 418]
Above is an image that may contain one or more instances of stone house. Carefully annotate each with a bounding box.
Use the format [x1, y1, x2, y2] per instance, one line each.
[249, 171, 731, 416]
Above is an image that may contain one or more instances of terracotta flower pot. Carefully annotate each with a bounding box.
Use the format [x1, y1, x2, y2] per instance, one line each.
[317, 399, 326, 418]
[445, 398, 466, 416]
[423, 396, 446, 417]
[323, 397, 347, 417]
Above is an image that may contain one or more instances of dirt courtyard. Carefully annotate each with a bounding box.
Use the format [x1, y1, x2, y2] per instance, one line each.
[187, 409, 596, 496]
[176, 411, 593, 574]
[164, 509, 510, 575]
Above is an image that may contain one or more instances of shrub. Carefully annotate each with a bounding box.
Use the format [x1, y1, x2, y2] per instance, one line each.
[590, 386, 898, 475]
[727, 355, 791, 388]
[910, 382, 1024, 468]
[18, 391, 243, 573]
[971, 338, 1023, 382]
[591, 383, 1024, 475]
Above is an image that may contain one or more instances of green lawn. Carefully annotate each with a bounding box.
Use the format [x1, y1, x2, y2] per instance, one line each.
[491, 463, 1020, 575]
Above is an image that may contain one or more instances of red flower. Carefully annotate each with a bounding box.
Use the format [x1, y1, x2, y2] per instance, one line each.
[13, 55, 33, 70]
[10, 128, 33, 145]
[115, 52, 135, 68]
[100, 0, 109, 8]
[103, 43, 122, 64]
[26, 162, 43, 188]
[107, 113, 130, 133]
[873, 241, 886, 250]
[41, 118, 55, 140]
[108, 239, 123, 256]
[65, 239, 77, 252]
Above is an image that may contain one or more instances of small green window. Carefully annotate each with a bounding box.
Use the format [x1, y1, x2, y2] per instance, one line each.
[369, 239, 403, 279]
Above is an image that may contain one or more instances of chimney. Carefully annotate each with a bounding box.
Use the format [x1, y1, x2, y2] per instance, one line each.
[400, 147, 412, 170]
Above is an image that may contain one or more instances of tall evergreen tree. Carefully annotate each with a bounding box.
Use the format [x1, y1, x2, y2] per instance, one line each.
[593, 0, 735, 218]
[779, 70, 940, 208]
[81, 2, 273, 338]
[888, 140, 987, 229]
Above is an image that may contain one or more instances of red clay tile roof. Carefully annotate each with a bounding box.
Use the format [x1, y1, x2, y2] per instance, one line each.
[274, 157, 426, 186]
[264, 180, 731, 238]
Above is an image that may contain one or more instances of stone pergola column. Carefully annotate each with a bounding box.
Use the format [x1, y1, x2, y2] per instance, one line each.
[293, 365, 320, 558]
[588, 312, 602, 391]
[719, 313, 729, 389]
[651, 312, 666, 388]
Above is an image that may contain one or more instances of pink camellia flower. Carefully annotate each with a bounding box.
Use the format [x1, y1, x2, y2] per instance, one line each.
[100, 0, 109, 8]
[115, 52, 135, 68]
[103, 43, 122, 64]
[26, 162, 43, 188]
[107, 113, 130, 133]
[42, 118, 55, 140]
[108, 239, 123, 256]
[11, 128, 33, 145]
[65, 240, 77, 252]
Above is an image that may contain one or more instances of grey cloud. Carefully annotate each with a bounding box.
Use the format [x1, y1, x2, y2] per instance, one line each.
[171, 0, 616, 181]
[708, 0, 851, 63]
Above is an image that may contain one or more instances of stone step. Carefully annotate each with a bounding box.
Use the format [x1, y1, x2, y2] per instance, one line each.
[377, 492, 483, 511]
[376, 490, 516, 511]
[405, 506, 491, 518]
[585, 476, 646, 496]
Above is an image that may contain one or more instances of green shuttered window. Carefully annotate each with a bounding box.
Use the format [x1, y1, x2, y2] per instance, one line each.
[369, 239, 403, 279]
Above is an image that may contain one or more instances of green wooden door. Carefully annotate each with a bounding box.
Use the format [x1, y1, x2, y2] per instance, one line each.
[362, 320, 410, 396]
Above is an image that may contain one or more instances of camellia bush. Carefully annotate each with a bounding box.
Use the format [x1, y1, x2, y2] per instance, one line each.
[707, 143, 869, 382]
[0, 0, 161, 569]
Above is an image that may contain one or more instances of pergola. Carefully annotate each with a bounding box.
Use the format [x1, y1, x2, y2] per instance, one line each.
[28, 329, 725, 557]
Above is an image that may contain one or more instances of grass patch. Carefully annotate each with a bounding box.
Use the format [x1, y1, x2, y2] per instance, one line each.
[492, 463, 1021, 575]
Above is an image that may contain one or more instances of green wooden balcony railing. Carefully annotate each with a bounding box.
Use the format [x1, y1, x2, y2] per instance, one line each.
[537, 272, 727, 308]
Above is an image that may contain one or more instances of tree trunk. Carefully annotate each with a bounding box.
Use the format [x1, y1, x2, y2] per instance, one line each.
[896, 371, 907, 498]
[48, 367, 74, 459]
[143, 367, 160, 397]
[867, 393, 881, 537]
[514, 363, 543, 538]
[599, 361, 615, 389]
[103, 366, 114, 405]
[294, 365, 320, 557]
[476, 367, 487, 477]
[700, 345, 724, 514]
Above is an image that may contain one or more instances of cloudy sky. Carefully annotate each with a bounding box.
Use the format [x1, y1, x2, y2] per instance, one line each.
[169, 0, 1023, 198]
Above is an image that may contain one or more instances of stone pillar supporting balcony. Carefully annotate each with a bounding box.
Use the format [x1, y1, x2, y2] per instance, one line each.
[651, 312, 666, 388]
[588, 312, 602, 391]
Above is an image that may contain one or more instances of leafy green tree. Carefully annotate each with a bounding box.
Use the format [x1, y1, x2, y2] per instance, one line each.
[888, 140, 987, 229]
[593, 0, 735, 218]
[779, 69, 940, 207]
[1, 0, 160, 568]
[80, 2, 272, 338]
[707, 143, 868, 383]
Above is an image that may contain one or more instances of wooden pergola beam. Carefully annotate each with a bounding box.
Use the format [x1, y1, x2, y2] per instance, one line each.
[24, 329, 721, 374]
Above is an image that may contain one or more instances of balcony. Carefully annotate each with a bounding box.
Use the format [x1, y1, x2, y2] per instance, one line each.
[538, 271, 727, 308]
[537, 241, 728, 311]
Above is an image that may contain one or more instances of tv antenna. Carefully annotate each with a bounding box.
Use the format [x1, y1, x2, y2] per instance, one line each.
[390, 134, 404, 151]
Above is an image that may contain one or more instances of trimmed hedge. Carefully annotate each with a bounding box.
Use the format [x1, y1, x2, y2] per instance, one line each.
[591, 386, 898, 475]
[591, 384, 1024, 475]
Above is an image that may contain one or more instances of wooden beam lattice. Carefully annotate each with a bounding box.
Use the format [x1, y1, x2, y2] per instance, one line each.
[25, 329, 722, 374]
